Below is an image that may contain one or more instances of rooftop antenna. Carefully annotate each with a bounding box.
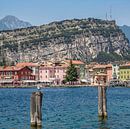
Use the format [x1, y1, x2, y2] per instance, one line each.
[110, 6, 112, 20]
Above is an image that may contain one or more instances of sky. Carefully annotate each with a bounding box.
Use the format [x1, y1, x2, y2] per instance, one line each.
[0, 0, 130, 26]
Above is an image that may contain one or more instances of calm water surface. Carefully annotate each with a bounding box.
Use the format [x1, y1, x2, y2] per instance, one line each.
[0, 87, 130, 129]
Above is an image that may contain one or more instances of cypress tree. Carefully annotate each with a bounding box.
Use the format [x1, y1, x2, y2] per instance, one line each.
[65, 61, 78, 84]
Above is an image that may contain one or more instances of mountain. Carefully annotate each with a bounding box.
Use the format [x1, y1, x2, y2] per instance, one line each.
[0, 15, 31, 31]
[120, 25, 130, 42]
[0, 18, 129, 64]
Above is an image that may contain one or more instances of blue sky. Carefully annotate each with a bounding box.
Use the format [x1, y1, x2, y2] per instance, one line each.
[0, 0, 130, 26]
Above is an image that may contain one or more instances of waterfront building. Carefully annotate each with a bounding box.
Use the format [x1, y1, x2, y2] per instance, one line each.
[85, 63, 97, 85]
[112, 64, 119, 79]
[39, 61, 67, 85]
[119, 63, 130, 81]
[64, 60, 85, 79]
[0, 66, 35, 85]
[93, 64, 112, 85]
[16, 62, 39, 81]
[39, 60, 85, 85]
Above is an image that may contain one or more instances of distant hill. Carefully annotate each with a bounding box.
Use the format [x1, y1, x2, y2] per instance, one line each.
[120, 25, 130, 43]
[0, 18, 129, 64]
[0, 15, 31, 31]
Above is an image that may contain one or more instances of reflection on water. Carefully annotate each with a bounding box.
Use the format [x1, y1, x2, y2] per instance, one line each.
[98, 118, 110, 129]
[30, 126, 42, 129]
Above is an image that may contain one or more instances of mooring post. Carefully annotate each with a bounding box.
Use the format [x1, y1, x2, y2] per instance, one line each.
[30, 92, 36, 126]
[98, 86, 107, 118]
[98, 86, 103, 117]
[30, 91, 43, 127]
[102, 86, 107, 118]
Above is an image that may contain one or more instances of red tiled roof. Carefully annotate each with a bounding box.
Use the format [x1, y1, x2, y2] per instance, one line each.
[65, 60, 84, 65]
[0, 66, 25, 71]
[40, 63, 69, 68]
[16, 62, 39, 67]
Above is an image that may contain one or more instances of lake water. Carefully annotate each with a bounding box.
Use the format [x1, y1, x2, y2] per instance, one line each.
[0, 87, 130, 129]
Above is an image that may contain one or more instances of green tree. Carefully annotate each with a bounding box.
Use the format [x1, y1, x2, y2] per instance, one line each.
[65, 61, 78, 84]
[0, 57, 6, 66]
[93, 52, 122, 63]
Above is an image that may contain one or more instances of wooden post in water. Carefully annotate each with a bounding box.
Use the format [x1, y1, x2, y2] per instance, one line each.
[30, 91, 43, 127]
[102, 86, 107, 118]
[98, 86, 107, 118]
[98, 86, 103, 117]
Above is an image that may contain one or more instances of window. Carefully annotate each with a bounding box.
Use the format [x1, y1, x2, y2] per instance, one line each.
[46, 75, 47, 78]
[46, 70, 47, 73]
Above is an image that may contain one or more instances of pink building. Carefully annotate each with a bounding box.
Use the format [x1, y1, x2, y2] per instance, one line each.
[39, 61, 67, 85]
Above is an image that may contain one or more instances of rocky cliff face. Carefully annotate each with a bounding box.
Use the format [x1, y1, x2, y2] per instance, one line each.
[120, 25, 130, 43]
[0, 18, 129, 64]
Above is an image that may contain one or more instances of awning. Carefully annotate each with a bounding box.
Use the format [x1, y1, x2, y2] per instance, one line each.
[81, 79, 90, 83]
[39, 80, 53, 83]
[22, 80, 37, 83]
[0, 79, 13, 83]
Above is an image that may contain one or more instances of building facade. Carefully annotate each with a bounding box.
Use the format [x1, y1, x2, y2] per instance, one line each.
[16, 62, 39, 81]
[39, 61, 67, 85]
[39, 60, 85, 85]
[0, 66, 35, 85]
[112, 64, 119, 79]
[119, 64, 130, 81]
[93, 64, 112, 85]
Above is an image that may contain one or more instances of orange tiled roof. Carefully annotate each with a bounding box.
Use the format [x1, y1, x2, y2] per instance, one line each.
[93, 64, 112, 69]
[0, 66, 25, 71]
[65, 60, 84, 65]
[40, 63, 69, 68]
[16, 62, 39, 67]
[120, 63, 130, 67]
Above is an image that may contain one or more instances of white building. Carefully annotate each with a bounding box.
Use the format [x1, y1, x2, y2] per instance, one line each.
[112, 64, 119, 79]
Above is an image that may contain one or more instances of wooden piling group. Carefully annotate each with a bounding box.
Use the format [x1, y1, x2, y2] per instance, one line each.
[30, 86, 107, 127]
[98, 86, 107, 118]
[30, 91, 43, 127]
